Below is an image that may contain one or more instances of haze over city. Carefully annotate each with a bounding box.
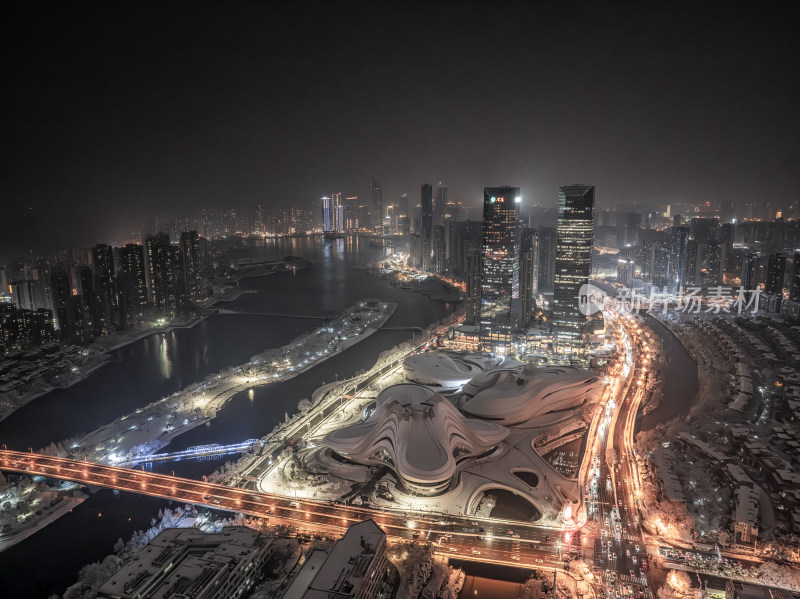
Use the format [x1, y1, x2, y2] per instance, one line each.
[3, 2, 798, 257]
[2, 3, 800, 599]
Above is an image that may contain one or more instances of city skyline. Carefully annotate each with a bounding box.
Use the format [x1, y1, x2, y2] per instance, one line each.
[3, 2, 798, 256]
[3, 3, 800, 598]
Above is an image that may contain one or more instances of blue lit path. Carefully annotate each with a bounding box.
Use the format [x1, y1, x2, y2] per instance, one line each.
[123, 439, 262, 466]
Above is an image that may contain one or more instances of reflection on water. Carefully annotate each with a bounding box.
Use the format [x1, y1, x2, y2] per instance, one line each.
[0, 238, 451, 598]
[159, 335, 173, 380]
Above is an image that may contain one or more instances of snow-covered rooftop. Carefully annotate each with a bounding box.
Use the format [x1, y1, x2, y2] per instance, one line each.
[324, 383, 508, 495]
[462, 364, 599, 425]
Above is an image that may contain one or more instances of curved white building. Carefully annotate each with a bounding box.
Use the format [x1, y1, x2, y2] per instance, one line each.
[402, 352, 494, 389]
[462, 364, 599, 425]
[324, 384, 508, 495]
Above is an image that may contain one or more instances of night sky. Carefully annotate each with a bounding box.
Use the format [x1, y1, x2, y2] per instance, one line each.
[2, 1, 798, 256]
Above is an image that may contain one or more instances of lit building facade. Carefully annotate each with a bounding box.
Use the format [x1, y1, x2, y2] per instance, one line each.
[478, 186, 521, 351]
[552, 184, 594, 356]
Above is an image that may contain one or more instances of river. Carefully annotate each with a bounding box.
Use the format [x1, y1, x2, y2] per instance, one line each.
[0, 236, 451, 598]
[636, 315, 700, 432]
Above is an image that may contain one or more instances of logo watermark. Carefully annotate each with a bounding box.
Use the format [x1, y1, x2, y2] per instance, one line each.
[577, 285, 762, 315]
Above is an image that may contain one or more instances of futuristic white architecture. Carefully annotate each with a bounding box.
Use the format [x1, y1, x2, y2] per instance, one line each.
[324, 384, 508, 495]
[402, 352, 496, 390]
[462, 364, 599, 425]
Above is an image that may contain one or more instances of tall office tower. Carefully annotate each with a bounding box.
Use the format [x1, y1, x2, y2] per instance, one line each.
[433, 225, 446, 275]
[479, 186, 521, 350]
[329, 192, 344, 233]
[92, 243, 117, 323]
[536, 227, 557, 294]
[466, 248, 482, 325]
[420, 184, 434, 271]
[180, 231, 202, 301]
[370, 179, 383, 229]
[448, 222, 466, 276]
[146, 234, 180, 317]
[434, 184, 448, 227]
[684, 240, 701, 287]
[119, 244, 148, 328]
[552, 185, 595, 356]
[791, 253, 800, 302]
[518, 229, 537, 329]
[321, 196, 333, 232]
[50, 267, 72, 335]
[409, 234, 422, 269]
[397, 194, 409, 220]
[667, 226, 689, 293]
[345, 196, 359, 230]
[705, 242, 723, 286]
[765, 252, 787, 296]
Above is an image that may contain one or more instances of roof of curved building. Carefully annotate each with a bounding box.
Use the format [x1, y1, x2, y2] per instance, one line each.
[324, 383, 508, 488]
[402, 352, 495, 388]
[462, 365, 599, 425]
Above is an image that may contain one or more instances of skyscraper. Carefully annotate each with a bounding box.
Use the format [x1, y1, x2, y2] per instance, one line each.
[552, 185, 595, 356]
[92, 243, 117, 325]
[765, 252, 786, 296]
[791, 253, 800, 302]
[146, 234, 180, 317]
[434, 183, 448, 227]
[536, 227, 557, 294]
[667, 226, 689, 293]
[466, 248, 481, 325]
[321, 196, 333, 232]
[479, 186, 521, 350]
[119, 243, 148, 328]
[180, 231, 202, 302]
[370, 179, 382, 230]
[50, 267, 71, 336]
[420, 184, 433, 271]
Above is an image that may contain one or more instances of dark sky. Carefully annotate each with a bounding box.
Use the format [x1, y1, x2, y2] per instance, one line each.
[2, 1, 798, 256]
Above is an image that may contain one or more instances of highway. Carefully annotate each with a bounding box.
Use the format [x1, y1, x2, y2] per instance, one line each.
[0, 448, 573, 571]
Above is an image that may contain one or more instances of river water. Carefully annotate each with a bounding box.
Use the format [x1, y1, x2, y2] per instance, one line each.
[0, 237, 451, 598]
[636, 315, 700, 432]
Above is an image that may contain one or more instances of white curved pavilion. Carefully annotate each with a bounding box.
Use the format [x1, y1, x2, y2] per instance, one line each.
[402, 352, 493, 389]
[462, 364, 599, 425]
[323, 384, 508, 495]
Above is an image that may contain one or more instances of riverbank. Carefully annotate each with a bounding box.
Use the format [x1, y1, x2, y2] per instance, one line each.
[0, 286, 258, 425]
[0, 489, 87, 553]
[72, 300, 397, 465]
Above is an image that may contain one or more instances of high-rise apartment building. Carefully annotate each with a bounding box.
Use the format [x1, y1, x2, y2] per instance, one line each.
[180, 231, 202, 301]
[119, 243, 148, 328]
[791, 253, 800, 302]
[50, 267, 71, 335]
[552, 185, 595, 356]
[765, 252, 786, 296]
[146, 234, 180, 317]
[667, 226, 690, 293]
[478, 186, 521, 350]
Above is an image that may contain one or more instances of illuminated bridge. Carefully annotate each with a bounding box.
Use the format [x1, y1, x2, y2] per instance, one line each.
[122, 439, 262, 466]
[0, 449, 570, 570]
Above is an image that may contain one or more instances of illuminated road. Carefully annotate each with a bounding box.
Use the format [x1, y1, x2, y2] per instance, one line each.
[0, 449, 577, 573]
